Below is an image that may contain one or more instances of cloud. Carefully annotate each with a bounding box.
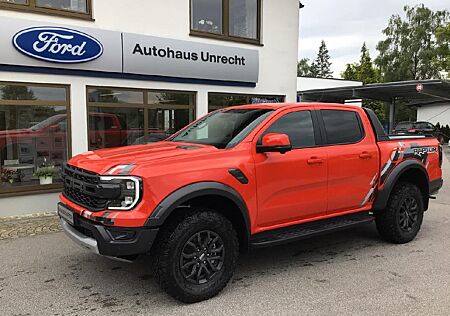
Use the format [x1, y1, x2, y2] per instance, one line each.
[298, 0, 449, 77]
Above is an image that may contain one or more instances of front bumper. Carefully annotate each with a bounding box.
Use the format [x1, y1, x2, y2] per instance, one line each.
[58, 203, 159, 257]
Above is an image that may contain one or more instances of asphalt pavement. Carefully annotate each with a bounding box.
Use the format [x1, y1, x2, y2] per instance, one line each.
[0, 148, 449, 316]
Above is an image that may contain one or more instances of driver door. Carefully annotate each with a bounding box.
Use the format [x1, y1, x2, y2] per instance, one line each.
[253, 108, 328, 228]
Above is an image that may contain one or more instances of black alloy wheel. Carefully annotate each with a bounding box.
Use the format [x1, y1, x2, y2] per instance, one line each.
[398, 196, 419, 232]
[375, 182, 424, 244]
[180, 230, 225, 285]
[155, 209, 239, 303]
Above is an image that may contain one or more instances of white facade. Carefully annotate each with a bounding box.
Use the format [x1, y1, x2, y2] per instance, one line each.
[417, 104, 450, 126]
[0, 0, 300, 216]
[297, 77, 363, 92]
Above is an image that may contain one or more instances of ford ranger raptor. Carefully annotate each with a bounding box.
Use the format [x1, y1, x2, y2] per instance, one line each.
[58, 103, 443, 303]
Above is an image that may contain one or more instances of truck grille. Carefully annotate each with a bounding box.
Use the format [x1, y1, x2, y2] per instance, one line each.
[62, 164, 108, 211]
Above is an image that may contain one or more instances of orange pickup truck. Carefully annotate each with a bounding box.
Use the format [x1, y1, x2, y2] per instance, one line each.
[58, 103, 443, 303]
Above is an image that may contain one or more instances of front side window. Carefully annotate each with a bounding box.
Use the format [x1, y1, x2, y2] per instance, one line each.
[0, 83, 70, 195]
[171, 109, 273, 149]
[190, 0, 260, 44]
[87, 88, 195, 150]
[321, 110, 364, 145]
[264, 111, 316, 149]
[0, 0, 91, 19]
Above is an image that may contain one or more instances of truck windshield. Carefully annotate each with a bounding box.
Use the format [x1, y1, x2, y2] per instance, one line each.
[170, 109, 273, 149]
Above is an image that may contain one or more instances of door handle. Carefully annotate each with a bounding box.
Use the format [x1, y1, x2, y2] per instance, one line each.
[307, 157, 324, 165]
[359, 152, 372, 159]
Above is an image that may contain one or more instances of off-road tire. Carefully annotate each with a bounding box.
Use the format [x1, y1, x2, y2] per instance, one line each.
[155, 209, 239, 303]
[375, 182, 424, 244]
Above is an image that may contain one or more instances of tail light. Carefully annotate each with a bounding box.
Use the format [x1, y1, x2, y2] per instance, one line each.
[408, 129, 417, 133]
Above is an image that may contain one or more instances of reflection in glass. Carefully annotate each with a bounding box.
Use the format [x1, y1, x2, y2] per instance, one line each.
[0, 0, 28, 4]
[35, 0, 87, 12]
[208, 93, 284, 111]
[148, 109, 194, 143]
[191, 0, 223, 34]
[0, 85, 66, 101]
[229, 0, 258, 39]
[87, 107, 145, 150]
[148, 91, 195, 106]
[0, 105, 68, 188]
[88, 89, 144, 104]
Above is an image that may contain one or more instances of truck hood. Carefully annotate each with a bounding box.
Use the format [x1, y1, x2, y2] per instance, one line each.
[0, 129, 32, 137]
[70, 141, 220, 174]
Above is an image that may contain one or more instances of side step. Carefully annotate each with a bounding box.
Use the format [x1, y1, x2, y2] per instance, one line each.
[250, 211, 375, 248]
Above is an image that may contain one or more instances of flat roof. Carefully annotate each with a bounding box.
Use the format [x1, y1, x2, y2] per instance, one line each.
[298, 79, 450, 106]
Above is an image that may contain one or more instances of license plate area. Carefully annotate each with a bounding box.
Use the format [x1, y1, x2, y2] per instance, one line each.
[58, 204, 74, 226]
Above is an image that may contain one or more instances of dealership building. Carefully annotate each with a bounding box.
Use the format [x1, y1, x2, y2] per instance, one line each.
[0, 0, 300, 215]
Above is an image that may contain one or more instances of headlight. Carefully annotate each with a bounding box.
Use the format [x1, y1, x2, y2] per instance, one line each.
[99, 176, 142, 210]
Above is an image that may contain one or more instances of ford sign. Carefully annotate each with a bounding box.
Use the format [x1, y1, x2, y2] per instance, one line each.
[13, 26, 103, 63]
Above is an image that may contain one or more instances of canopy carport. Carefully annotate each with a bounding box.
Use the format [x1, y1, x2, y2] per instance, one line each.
[298, 79, 450, 132]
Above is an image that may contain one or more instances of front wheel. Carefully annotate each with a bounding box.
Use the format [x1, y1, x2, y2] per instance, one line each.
[156, 210, 239, 303]
[375, 182, 424, 244]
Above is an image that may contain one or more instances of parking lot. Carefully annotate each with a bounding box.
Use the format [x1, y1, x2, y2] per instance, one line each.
[0, 148, 449, 316]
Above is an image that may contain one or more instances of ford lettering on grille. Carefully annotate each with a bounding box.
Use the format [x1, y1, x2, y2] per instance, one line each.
[13, 26, 103, 63]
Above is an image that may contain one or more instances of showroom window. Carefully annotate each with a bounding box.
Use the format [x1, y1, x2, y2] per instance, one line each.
[208, 93, 284, 111]
[87, 87, 195, 150]
[0, 82, 70, 196]
[0, 0, 92, 20]
[190, 0, 261, 44]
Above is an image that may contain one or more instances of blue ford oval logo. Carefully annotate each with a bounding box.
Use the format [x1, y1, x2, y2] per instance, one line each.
[13, 26, 103, 63]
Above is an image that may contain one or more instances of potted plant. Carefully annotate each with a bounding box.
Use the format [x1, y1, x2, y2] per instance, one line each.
[0, 168, 16, 185]
[34, 159, 58, 185]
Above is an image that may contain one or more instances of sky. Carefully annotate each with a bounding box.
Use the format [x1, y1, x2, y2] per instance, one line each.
[298, 0, 449, 78]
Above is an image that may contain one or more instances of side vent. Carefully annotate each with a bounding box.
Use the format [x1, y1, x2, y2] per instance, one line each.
[228, 168, 249, 184]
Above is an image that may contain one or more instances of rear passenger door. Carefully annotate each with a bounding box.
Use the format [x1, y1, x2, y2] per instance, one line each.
[318, 107, 379, 214]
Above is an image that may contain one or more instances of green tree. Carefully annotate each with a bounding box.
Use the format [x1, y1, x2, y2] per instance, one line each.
[310, 40, 333, 78]
[342, 43, 386, 121]
[297, 58, 312, 77]
[435, 23, 450, 78]
[1, 85, 36, 100]
[375, 4, 449, 81]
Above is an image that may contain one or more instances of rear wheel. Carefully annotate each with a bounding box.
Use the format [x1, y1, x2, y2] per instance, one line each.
[375, 182, 424, 244]
[156, 209, 239, 303]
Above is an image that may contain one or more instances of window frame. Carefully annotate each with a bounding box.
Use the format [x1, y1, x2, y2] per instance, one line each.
[318, 109, 366, 146]
[0, 0, 93, 21]
[86, 86, 196, 150]
[0, 81, 72, 198]
[190, 0, 262, 46]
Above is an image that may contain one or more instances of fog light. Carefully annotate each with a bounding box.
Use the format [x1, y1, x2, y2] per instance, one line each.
[121, 196, 134, 207]
[126, 181, 135, 190]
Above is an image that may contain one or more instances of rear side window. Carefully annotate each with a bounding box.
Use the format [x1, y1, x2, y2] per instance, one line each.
[264, 111, 316, 148]
[321, 110, 364, 145]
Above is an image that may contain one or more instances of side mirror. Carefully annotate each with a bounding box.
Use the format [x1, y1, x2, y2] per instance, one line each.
[257, 133, 292, 154]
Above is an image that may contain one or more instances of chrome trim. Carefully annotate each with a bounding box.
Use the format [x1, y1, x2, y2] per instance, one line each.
[60, 219, 99, 254]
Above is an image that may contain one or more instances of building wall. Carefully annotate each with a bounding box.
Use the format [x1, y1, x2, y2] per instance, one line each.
[0, 0, 300, 215]
[297, 77, 362, 92]
[417, 104, 450, 126]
